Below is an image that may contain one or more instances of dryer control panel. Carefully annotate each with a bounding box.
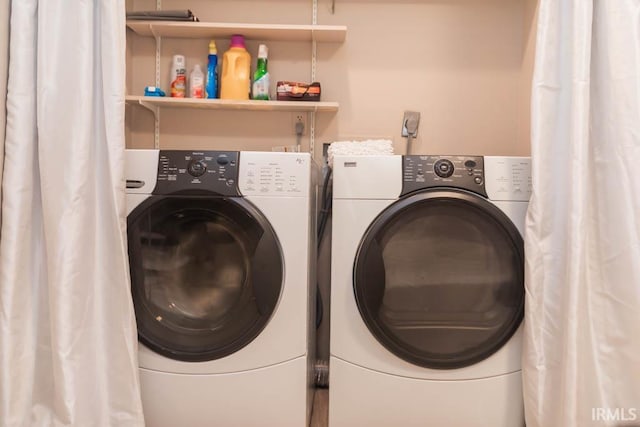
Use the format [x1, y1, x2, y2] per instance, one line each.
[484, 157, 532, 201]
[401, 155, 487, 197]
[153, 150, 240, 196]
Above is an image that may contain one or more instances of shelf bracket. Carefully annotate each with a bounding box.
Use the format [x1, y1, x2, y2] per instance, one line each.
[137, 100, 159, 118]
[136, 100, 161, 148]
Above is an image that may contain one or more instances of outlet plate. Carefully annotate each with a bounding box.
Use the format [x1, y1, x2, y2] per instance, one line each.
[292, 112, 307, 136]
[401, 111, 421, 137]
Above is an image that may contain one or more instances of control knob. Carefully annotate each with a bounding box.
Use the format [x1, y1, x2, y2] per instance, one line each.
[187, 160, 207, 177]
[434, 159, 454, 178]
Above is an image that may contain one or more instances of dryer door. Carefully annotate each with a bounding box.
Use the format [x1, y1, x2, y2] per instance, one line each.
[127, 195, 283, 362]
[353, 189, 524, 369]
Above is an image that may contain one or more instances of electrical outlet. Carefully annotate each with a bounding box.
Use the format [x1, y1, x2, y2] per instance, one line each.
[292, 113, 307, 135]
[401, 111, 421, 137]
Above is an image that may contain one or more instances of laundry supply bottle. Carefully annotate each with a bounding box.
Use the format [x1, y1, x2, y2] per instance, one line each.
[251, 44, 270, 100]
[170, 54, 187, 98]
[220, 35, 251, 100]
[205, 40, 218, 99]
[189, 64, 205, 98]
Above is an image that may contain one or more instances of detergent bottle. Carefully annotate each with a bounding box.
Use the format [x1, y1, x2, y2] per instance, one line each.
[252, 44, 270, 100]
[220, 35, 251, 100]
[170, 54, 186, 97]
[205, 40, 218, 99]
[189, 64, 205, 98]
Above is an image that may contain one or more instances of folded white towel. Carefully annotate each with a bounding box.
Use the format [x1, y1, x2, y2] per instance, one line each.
[327, 139, 394, 167]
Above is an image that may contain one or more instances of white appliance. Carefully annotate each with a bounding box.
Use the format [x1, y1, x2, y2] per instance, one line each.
[329, 155, 531, 427]
[125, 150, 316, 427]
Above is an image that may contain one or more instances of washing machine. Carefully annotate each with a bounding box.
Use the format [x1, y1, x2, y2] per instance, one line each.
[329, 155, 531, 427]
[125, 149, 316, 427]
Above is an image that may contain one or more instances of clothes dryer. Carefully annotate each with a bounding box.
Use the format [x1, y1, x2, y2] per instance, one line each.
[329, 155, 531, 427]
[126, 150, 315, 427]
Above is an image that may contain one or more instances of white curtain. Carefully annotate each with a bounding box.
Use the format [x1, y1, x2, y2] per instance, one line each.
[0, 1, 145, 426]
[524, 1, 640, 427]
[0, 0, 8, 220]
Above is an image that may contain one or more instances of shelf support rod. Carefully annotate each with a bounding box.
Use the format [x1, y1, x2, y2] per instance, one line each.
[151, 0, 162, 148]
[150, 27, 161, 88]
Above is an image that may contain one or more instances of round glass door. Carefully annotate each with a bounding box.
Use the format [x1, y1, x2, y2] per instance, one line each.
[127, 196, 283, 362]
[354, 189, 524, 369]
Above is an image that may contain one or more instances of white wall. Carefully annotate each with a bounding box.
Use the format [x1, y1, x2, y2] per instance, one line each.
[126, 0, 537, 158]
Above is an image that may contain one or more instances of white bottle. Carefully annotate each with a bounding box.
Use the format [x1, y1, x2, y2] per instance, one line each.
[170, 54, 186, 98]
[189, 64, 205, 98]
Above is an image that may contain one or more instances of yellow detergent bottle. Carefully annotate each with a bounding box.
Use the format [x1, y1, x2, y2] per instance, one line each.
[220, 35, 251, 100]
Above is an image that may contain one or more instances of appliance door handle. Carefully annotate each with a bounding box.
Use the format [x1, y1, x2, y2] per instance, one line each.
[126, 180, 145, 189]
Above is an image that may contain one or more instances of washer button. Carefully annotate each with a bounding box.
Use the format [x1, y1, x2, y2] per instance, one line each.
[474, 176, 483, 184]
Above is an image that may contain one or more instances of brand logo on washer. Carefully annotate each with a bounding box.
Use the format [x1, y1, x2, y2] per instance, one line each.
[343, 161, 357, 167]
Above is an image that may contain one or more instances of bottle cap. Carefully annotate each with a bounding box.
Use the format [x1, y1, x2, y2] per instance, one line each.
[208, 40, 217, 54]
[258, 44, 268, 59]
[173, 54, 185, 66]
[193, 64, 202, 72]
[230, 34, 245, 48]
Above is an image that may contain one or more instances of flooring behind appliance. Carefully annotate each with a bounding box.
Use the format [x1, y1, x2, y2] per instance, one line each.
[310, 389, 329, 427]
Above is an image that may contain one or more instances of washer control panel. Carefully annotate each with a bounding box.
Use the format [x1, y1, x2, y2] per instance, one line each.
[238, 152, 311, 197]
[401, 155, 487, 197]
[153, 150, 240, 196]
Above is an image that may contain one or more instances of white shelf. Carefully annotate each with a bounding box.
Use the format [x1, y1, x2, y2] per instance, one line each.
[125, 96, 339, 113]
[126, 21, 347, 43]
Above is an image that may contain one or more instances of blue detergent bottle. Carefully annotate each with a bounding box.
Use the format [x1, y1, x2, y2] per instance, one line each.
[206, 40, 218, 99]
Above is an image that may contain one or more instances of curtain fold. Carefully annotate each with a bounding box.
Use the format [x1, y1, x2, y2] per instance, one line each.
[0, 1, 8, 217]
[0, 1, 145, 425]
[524, 1, 640, 426]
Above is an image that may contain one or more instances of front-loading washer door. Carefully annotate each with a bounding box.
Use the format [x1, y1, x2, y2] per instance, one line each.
[127, 195, 283, 362]
[353, 189, 524, 369]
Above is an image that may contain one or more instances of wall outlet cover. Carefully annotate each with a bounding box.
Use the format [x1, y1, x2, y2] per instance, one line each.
[401, 111, 421, 137]
[292, 112, 307, 135]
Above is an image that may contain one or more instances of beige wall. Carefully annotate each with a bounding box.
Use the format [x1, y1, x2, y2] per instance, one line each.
[519, 0, 539, 150]
[126, 0, 536, 158]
